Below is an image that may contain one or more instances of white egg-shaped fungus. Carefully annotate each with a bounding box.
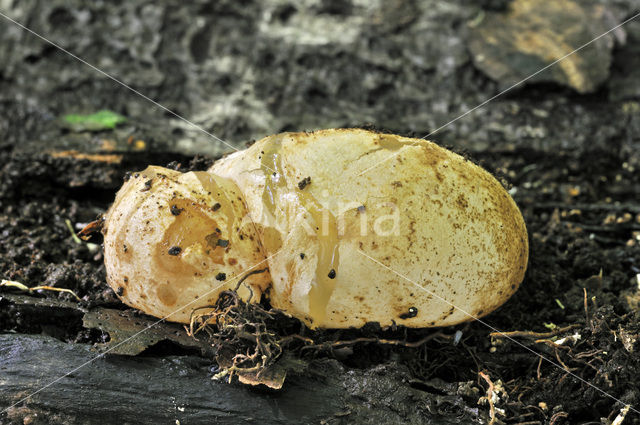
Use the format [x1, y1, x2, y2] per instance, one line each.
[103, 129, 528, 329]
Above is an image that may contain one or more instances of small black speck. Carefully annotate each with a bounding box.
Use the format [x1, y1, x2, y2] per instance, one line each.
[217, 239, 229, 247]
[168, 246, 182, 255]
[272, 172, 277, 177]
[297, 176, 311, 190]
[123, 244, 128, 253]
[140, 179, 153, 192]
[215, 272, 227, 281]
[170, 205, 182, 215]
[123, 172, 132, 182]
[357, 205, 366, 213]
[399, 307, 418, 319]
[116, 286, 125, 296]
[300, 253, 305, 259]
[212, 203, 221, 211]
[134, 173, 140, 178]
[328, 269, 336, 279]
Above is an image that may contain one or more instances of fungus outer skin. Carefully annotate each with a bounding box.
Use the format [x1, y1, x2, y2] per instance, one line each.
[211, 129, 529, 329]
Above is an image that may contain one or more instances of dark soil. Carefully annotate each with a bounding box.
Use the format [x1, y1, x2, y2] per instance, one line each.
[2, 131, 640, 424]
[1, 1, 640, 424]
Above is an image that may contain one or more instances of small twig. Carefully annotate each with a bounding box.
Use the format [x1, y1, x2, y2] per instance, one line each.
[65, 219, 83, 244]
[549, 411, 568, 425]
[552, 346, 572, 372]
[278, 334, 315, 346]
[574, 349, 603, 360]
[583, 288, 592, 331]
[533, 339, 572, 350]
[301, 332, 443, 352]
[490, 325, 580, 340]
[1, 279, 81, 302]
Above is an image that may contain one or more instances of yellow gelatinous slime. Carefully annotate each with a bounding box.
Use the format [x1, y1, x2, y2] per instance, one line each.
[103, 129, 528, 328]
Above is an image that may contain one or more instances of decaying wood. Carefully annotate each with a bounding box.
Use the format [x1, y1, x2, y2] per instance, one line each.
[0, 334, 479, 425]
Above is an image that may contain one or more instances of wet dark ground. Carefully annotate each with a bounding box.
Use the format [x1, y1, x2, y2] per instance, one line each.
[2, 1, 640, 424]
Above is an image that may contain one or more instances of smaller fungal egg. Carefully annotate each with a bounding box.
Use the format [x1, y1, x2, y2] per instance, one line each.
[102, 166, 271, 323]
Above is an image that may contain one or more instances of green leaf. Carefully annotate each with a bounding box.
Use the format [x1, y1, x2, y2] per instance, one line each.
[62, 110, 127, 131]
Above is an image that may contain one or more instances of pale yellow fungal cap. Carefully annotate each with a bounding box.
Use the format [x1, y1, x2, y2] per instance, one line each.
[211, 129, 528, 328]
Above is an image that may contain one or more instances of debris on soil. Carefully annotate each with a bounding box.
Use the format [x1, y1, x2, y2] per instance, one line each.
[82, 308, 216, 356]
[189, 289, 308, 389]
[1, 279, 81, 301]
[478, 371, 507, 425]
[468, 0, 620, 93]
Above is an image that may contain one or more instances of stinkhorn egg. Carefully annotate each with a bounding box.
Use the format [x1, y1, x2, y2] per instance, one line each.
[102, 129, 528, 328]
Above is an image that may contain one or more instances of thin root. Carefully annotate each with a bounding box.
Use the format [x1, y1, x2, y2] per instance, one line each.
[490, 325, 579, 340]
[0, 279, 81, 302]
[479, 371, 498, 425]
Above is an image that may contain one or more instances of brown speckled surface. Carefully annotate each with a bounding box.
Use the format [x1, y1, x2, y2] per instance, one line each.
[211, 129, 528, 328]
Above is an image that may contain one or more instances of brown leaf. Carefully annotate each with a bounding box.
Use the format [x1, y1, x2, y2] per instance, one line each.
[468, 0, 618, 93]
[82, 308, 215, 356]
